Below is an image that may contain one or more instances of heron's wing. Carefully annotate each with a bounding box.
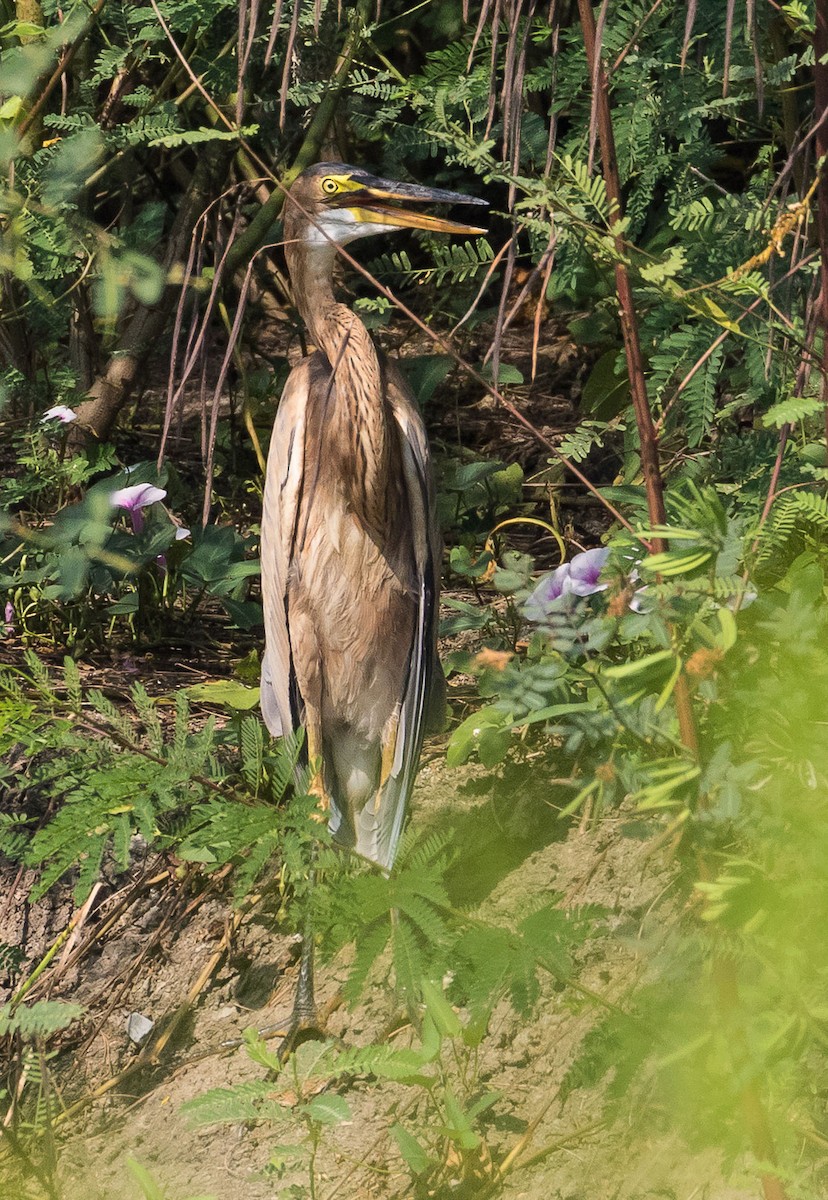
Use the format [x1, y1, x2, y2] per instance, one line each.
[259, 359, 312, 738]
[354, 361, 445, 869]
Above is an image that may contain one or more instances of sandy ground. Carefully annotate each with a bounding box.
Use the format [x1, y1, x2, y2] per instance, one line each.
[0, 746, 759, 1200]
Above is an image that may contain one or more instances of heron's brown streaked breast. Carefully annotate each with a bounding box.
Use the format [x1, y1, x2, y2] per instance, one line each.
[289, 360, 418, 738]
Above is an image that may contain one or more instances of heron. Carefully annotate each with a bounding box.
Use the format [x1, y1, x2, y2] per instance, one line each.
[259, 162, 486, 1041]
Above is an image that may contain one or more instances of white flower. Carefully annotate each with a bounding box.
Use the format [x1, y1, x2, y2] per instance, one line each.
[41, 405, 77, 424]
[110, 483, 167, 511]
[110, 483, 167, 534]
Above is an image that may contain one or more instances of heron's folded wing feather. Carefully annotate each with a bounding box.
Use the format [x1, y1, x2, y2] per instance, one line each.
[260, 361, 310, 738]
[354, 362, 443, 870]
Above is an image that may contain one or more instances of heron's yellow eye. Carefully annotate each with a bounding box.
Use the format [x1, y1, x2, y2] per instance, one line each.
[322, 178, 339, 195]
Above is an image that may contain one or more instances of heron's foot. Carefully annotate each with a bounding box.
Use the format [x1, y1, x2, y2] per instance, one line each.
[277, 927, 325, 1062]
[276, 1007, 327, 1063]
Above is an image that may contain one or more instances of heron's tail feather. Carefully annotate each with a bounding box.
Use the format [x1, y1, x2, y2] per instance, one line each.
[326, 733, 375, 850]
[353, 776, 406, 871]
[324, 731, 407, 871]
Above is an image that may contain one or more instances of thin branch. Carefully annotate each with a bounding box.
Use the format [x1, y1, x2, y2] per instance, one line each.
[814, 1, 828, 461]
[147, 0, 236, 132]
[654, 251, 820, 435]
[18, 0, 108, 141]
[231, 4, 373, 280]
[576, 0, 666, 539]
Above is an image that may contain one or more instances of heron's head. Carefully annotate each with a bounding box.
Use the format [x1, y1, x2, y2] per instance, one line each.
[285, 162, 488, 248]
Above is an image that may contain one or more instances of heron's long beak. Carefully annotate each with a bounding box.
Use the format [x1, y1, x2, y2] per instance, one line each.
[342, 174, 488, 236]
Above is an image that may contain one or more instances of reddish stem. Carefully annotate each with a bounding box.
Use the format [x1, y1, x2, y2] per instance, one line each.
[815, 2, 828, 459]
[577, 0, 700, 758]
[577, 0, 667, 542]
[577, 6, 787, 1196]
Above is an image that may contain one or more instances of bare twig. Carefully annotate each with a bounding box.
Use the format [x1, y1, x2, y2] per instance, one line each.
[18, 0, 108, 141]
[722, 0, 736, 98]
[680, 0, 698, 72]
[147, 0, 236, 133]
[72, 142, 234, 441]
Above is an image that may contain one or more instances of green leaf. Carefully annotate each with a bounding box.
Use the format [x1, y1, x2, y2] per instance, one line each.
[642, 549, 712, 576]
[303, 1094, 351, 1126]
[440, 597, 491, 635]
[186, 680, 260, 711]
[716, 608, 737, 652]
[267, 1144, 310, 1172]
[519, 701, 595, 726]
[685, 294, 739, 333]
[421, 977, 462, 1038]
[147, 125, 259, 148]
[122, 250, 165, 305]
[447, 705, 507, 768]
[419, 1009, 442, 1061]
[580, 350, 630, 420]
[762, 393, 823, 429]
[106, 593, 140, 614]
[41, 128, 104, 206]
[444, 460, 504, 491]
[449, 545, 494, 580]
[391, 1123, 432, 1175]
[126, 1160, 166, 1200]
[480, 362, 524, 385]
[399, 355, 454, 405]
[0, 41, 56, 99]
[0, 1000, 83, 1037]
[636, 526, 702, 541]
[53, 546, 91, 598]
[441, 1082, 480, 1150]
[222, 598, 263, 630]
[477, 724, 511, 766]
[603, 650, 675, 679]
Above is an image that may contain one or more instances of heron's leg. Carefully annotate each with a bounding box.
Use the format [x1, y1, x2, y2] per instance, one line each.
[305, 705, 331, 821]
[278, 876, 325, 1062]
[293, 916, 317, 1021]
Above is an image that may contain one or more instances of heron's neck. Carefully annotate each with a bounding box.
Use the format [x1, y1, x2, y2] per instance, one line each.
[288, 241, 391, 529]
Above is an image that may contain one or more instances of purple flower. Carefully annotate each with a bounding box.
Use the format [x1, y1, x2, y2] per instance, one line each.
[110, 483, 167, 534]
[110, 483, 166, 510]
[524, 547, 610, 622]
[3, 601, 14, 632]
[567, 548, 610, 596]
[41, 405, 77, 424]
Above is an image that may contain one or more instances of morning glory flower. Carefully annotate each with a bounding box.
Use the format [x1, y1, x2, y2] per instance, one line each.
[566, 548, 611, 596]
[110, 482, 166, 510]
[110, 483, 167, 534]
[41, 405, 77, 424]
[174, 526, 191, 540]
[524, 547, 610, 622]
